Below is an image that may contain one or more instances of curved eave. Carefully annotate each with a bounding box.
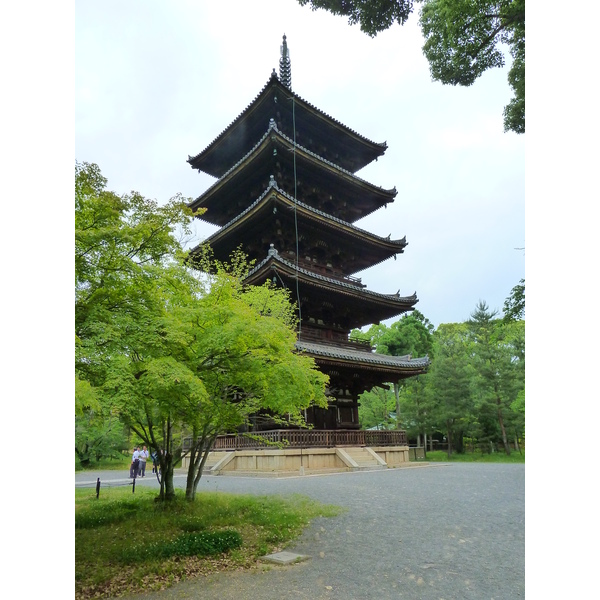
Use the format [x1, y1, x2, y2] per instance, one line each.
[187, 74, 387, 177]
[191, 185, 407, 265]
[296, 340, 430, 375]
[188, 122, 396, 222]
[244, 248, 417, 309]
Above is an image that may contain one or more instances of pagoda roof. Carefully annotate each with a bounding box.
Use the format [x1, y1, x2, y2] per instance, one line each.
[192, 183, 406, 275]
[188, 73, 387, 177]
[188, 120, 396, 225]
[243, 245, 417, 328]
[295, 340, 430, 377]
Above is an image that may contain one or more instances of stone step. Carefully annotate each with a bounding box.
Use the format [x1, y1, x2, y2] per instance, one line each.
[337, 447, 387, 470]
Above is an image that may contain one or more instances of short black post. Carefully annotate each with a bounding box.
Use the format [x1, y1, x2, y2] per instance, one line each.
[132, 476, 136, 494]
[96, 478, 101, 499]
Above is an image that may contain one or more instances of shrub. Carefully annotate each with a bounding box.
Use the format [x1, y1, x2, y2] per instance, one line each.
[119, 530, 242, 562]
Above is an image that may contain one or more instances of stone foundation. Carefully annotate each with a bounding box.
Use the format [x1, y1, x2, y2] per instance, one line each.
[182, 446, 414, 475]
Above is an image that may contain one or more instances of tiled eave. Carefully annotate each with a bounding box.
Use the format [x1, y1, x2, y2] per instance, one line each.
[191, 183, 407, 259]
[245, 246, 418, 307]
[188, 120, 396, 214]
[296, 340, 430, 372]
[187, 73, 387, 176]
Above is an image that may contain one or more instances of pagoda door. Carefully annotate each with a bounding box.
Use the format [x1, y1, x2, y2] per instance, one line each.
[323, 405, 337, 429]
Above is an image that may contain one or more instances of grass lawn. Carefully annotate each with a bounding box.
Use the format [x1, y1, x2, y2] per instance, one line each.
[75, 486, 342, 599]
[75, 453, 131, 472]
[424, 449, 525, 463]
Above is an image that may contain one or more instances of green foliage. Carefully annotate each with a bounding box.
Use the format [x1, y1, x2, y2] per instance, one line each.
[467, 301, 525, 454]
[419, 0, 525, 133]
[425, 449, 524, 463]
[357, 387, 396, 430]
[75, 163, 329, 501]
[356, 280, 524, 454]
[75, 452, 129, 472]
[298, 0, 415, 35]
[120, 530, 243, 562]
[352, 310, 434, 358]
[503, 278, 525, 322]
[354, 311, 434, 431]
[75, 374, 101, 416]
[427, 323, 475, 454]
[75, 411, 129, 467]
[297, 0, 525, 133]
[75, 487, 342, 599]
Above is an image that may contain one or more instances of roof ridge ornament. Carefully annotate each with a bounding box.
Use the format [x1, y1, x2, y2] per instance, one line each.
[279, 34, 292, 90]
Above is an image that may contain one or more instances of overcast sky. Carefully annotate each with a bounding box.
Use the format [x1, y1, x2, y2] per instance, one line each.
[75, 0, 525, 329]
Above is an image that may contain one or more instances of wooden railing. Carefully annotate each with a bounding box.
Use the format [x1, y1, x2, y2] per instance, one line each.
[212, 429, 407, 450]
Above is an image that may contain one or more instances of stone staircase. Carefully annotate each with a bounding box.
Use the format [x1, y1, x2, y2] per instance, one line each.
[336, 447, 387, 471]
[203, 451, 232, 473]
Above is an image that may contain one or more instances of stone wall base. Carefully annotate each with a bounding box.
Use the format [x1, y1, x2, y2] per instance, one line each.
[182, 446, 415, 475]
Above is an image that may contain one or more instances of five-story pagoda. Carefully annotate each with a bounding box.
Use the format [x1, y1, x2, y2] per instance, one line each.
[188, 36, 429, 431]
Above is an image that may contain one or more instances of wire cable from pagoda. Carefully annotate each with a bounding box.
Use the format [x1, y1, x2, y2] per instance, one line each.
[291, 94, 302, 339]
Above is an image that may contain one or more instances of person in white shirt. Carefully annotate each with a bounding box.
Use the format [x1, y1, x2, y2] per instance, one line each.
[138, 446, 149, 477]
[130, 447, 140, 478]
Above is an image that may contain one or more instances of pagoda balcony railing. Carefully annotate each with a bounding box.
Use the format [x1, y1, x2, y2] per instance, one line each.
[295, 257, 365, 288]
[298, 327, 373, 351]
[212, 429, 407, 450]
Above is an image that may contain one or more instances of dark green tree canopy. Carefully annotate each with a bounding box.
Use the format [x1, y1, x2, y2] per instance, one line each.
[298, 0, 415, 34]
[297, 0, 525, 133]
[420, 0, 524, 133]
[503, 278, 525, 322]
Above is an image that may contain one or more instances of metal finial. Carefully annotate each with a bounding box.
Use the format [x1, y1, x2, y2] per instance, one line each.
[279, 34, 292, 90]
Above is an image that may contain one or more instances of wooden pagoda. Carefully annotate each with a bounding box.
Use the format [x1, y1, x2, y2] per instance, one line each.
[188, 35, 429, 432]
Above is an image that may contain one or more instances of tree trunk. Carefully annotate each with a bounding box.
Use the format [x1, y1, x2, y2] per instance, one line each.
[185, 448, 196, 501]
[394, 382, 401, 429]
[496, 395, 511, 455]
[455, 430, 464, 454]
[162, 455, 175, 501]
[446, 422, 453, 457]
[157, 417, 176, 501]
[185, 433, 216, 501]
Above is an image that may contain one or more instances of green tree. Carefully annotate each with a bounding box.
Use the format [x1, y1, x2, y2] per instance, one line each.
[297, 0, 525, 133]
[357, 387, 396, 430]
[503, 278, 525, 322]
[75, 409, 128, 467]
[468, 300, 523, 454]
[75, 163, 198, 497]
[352, 310, 433, 438]
[427, 323, 475, 455]
[298, 0, 414, 34]
[75, 163, 329, 500]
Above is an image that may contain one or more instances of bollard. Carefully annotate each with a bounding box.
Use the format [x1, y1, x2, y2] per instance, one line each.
[96, 478, 101, 499]
[132, 476, 136, 493]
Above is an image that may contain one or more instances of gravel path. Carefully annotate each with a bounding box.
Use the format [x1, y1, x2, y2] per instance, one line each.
[77, 463, 524, 599]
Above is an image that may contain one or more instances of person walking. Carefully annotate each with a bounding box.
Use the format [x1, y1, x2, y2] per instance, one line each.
[129, 446, 140, 478]
[139, 445, 149, 477]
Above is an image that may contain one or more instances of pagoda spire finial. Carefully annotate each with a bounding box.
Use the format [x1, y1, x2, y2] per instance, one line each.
[279, 34, 292, 90]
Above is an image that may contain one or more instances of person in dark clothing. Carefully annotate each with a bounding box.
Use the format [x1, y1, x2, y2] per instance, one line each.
[129, 447, 140, 478]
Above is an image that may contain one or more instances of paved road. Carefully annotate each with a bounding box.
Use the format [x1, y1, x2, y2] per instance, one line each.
[76, 463, 524, 599]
